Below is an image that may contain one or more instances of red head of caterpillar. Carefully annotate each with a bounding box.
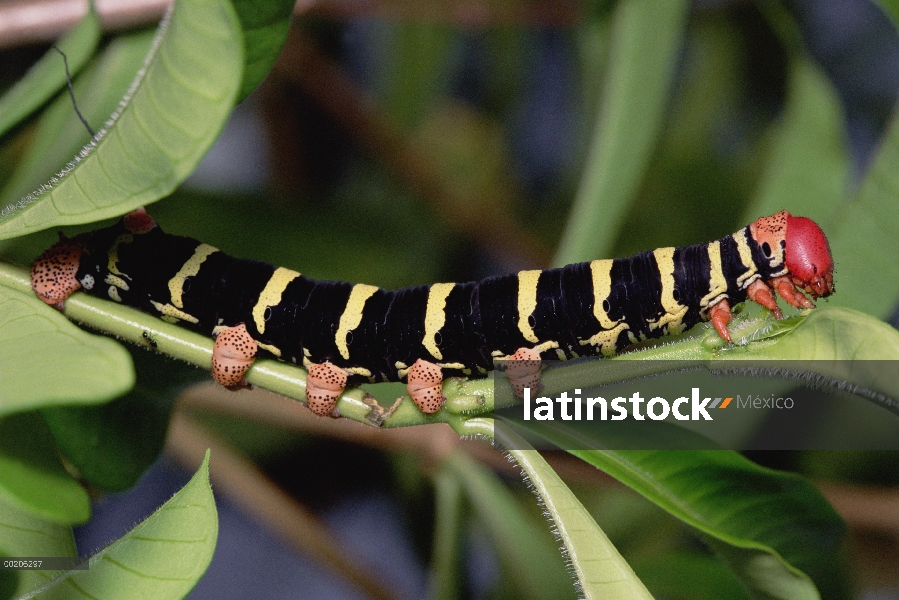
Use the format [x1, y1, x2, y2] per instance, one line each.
[748, 210, 834, 300]
[784, 214, 834, 299]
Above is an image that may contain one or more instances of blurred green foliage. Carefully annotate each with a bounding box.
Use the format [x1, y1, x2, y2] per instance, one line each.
[1, 0, 899, 598]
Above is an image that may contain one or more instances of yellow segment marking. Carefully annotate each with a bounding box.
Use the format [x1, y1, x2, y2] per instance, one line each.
[346, 367, 373, 377]
[700, 241, 728, 310]
[581, 259, 629, 355]
[535, 340, 559, 352]
[150, 300, 199, 324]
[732, 231, 760, 288]
[252, 267, 301, 334]
[108, 286, 122, 302]
[335, 283, 379, 360]
[168, 243, 219, 308]
[437, 362, 466, 370]
[257, 342, 282, 357]
[107, 233, 134, 278]
[516, 270, 542, 343]
[104, 274, 130, 291]
[423, 283, 455, 360]
[650, 247, 688, 334]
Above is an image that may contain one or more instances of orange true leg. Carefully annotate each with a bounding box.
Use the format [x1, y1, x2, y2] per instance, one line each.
[212, 324, 258, 389]
[771, 275, 815, 309]
[504, 347, 543, 398]
[709, 299, 734, 345]
[406, 359, 446, 414]
[306, 361, 348, 417]
[746, 279, 784, 320]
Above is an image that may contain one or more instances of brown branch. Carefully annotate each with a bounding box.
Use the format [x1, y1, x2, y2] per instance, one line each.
[817, 481, 899, 538]
[0, 0, 581, 50]
[269, 29, 554, 268]
[165, 409, 404, 600]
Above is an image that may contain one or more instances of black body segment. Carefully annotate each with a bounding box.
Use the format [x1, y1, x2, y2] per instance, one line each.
[71, 218, 786, 385]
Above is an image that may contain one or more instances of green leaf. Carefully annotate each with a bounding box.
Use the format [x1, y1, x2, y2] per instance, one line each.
[0, 277, 134, 416]
[554, 0, 690, 266]
[378, 23, 456, 127]
[40, 348, 200, 492]
[443, 451, 574, 600]
[0, 6, 101, 139]
[231, 0, 295, 102]
[0, 412, 90, 525]
[429, 466, 464, 600]
[0, 31, 157, 208]
[823, 109, 899, 318]
[563, 449, 843, 600]
[744, 56, 850, 223]
[630, 551, 749, 600]
[0, 0, 244, 240]
[0, 496, 77, 599]
[875, 0, 899, 30]
[21, 450, 218, 600]
[495, 423, 655, 600]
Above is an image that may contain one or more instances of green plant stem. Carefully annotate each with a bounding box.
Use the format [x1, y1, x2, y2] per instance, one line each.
[0, 261, 493, 429]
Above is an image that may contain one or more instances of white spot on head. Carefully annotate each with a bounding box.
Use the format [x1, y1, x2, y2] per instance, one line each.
[80, 274, 95, 290]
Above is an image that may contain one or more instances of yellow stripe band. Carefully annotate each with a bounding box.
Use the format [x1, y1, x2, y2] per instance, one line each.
[582, 259, 629, 355]
[252, 267, 301, 334]
[700, 241, 728, 309]
[335, 283, 379, 360]
[107, 233, 134, 277]
[423, 283, 455, 360]
[732, 231, 759, 288]
[650, 247, 688, 334]
[517, 270, 542, 344]
[168, 243, 219, 308]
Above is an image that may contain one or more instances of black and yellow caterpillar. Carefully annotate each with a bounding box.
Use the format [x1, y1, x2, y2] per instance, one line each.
[32, 209, 834, 416]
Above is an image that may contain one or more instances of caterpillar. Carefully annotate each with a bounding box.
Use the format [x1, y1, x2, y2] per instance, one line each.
[31, 209, 834, 416]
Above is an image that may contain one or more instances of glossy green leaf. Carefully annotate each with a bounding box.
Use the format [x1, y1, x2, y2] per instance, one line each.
[526, 305, 899, 405]
[231, 0, 295, 102]
[0, 31, 157, 208]
[443, 451, 573, 600]
[554, 0, 690, 266]
[562, 449, 842, 599]
[0, 277, 134, 416]
[0, 496, 77, 599]
[40, 348, 200, 492]
[0, 0, 244, 240]
[0, 412, 90, 525]
[495, 424, 655, 600]
[21, 451, 218, 600]
[0, 6, 101, 139]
